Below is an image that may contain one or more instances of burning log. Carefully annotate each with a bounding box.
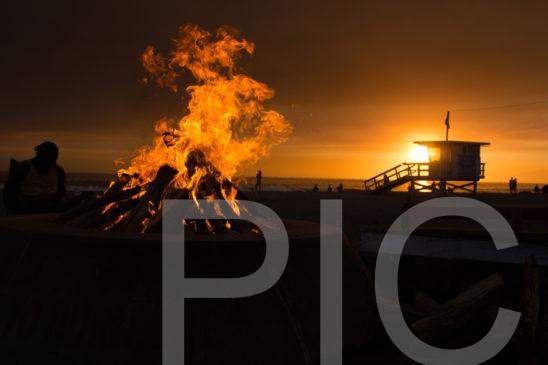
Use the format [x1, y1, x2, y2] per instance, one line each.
[55, 181, 140, 225]
[411, 274, 506, 343]
[141, 188, 189, 233]
[96, 197, 141, 230]
[184, 149, 248, 200]
[114, 165, 178, 233]
[103, 173, 132, 196]
[138, 150, 248, 235]
[64, 196, 141, 230]
[56, 143, 249, 236]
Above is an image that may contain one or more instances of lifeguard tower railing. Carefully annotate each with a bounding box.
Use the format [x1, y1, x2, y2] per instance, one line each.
[364, 162, 486, 193]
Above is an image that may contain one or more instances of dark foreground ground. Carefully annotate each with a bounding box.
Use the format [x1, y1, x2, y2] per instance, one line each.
[0, 190, 548, 364]
[246, 189, 548, 245]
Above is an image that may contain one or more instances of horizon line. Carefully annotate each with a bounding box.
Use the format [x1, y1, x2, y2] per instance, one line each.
[0, 170, 541, 185]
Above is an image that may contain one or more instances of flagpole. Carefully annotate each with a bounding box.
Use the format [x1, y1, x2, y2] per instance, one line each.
[445, 111, 450, 141]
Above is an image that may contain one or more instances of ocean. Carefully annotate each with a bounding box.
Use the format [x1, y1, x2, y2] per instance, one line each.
[0, 172, 539, 194]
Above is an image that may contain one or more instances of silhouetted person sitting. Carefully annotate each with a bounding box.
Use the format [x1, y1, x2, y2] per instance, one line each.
[312, 184, 319, 192]
[3, 141, 66, 214]
[534, 185, 540, 193]
[327, 184, 333, 193]
[337, 183, 343, 193]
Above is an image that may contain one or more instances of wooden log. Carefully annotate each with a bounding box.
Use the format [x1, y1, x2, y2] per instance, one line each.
[64, 197, 140, 230]
[98, 198, 140, 231]
[221, 178, 249, 201]
[206, 218, 230, 234]
[536, 277, 548, 358]
[411, 274, 506, 343]
[65, 206, 108, 229]
[479, 300, 502, 327]
[85, 150, 246, 234]
[186, 149, 248, 200]
[102, 174, 131, 197]
[414, 291, 442, 314]
[55, 186, 140, 225]
[397, 292, 444, 324]
[227, 219, 254, 235]
[520, 256, 540, 349]
[141, 188, 189, 234]
[116, 165, 178, 233]
[401, 303, 428, 323]
[140, 181, 246, 235]
[518, 353, 543, 365]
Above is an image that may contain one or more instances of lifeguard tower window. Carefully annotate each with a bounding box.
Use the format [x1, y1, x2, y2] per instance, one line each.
[429, 147, 441, 162]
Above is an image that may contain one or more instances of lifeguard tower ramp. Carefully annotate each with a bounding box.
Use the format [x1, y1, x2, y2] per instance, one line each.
[364, 140, 490, 194]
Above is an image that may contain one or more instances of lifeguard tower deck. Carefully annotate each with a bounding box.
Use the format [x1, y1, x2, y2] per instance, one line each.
[364, 140, 490, 194]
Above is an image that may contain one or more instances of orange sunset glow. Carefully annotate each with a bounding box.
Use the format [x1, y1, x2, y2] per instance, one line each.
[2, 2, 548, 184]
[2, 104, 547, 183]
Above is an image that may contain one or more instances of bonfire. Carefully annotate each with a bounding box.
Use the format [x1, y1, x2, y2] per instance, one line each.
[56, 24, 292, 233]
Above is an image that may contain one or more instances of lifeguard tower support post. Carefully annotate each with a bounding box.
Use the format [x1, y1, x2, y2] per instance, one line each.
[364, 140, 490, 193]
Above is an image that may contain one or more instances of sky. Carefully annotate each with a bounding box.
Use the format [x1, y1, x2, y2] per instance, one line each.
[2, 0, 548, 182]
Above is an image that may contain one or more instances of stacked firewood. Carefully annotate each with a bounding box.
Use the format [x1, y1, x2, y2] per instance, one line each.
[55, 149, 248, 234]
[384, 256, 547, 363]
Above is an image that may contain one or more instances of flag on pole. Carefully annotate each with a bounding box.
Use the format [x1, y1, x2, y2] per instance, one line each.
[445, 111, 450, 141]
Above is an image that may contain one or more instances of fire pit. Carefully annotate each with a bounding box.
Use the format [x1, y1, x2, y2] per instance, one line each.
[0, 213, 377, 364]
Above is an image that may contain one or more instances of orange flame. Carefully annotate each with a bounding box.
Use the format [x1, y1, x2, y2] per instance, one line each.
[120, 24, 292, 191]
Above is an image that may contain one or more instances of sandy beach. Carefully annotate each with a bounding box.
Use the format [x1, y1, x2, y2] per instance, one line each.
[3, 188, 548, 243]
[245, 190, 548, 245]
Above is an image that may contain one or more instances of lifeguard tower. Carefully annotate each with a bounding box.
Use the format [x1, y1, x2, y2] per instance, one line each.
[364, 113, 490, 193]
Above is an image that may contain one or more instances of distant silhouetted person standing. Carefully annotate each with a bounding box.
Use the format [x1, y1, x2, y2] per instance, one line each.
[513, 177, 518, 193]
[255, 170, 262, 192]
[312, 184, 319, 192]
[3, 141, 66, 214]
[327, 184, 333, 193]
[337, 183, 343, 193]
[509, 177, 517, 194]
